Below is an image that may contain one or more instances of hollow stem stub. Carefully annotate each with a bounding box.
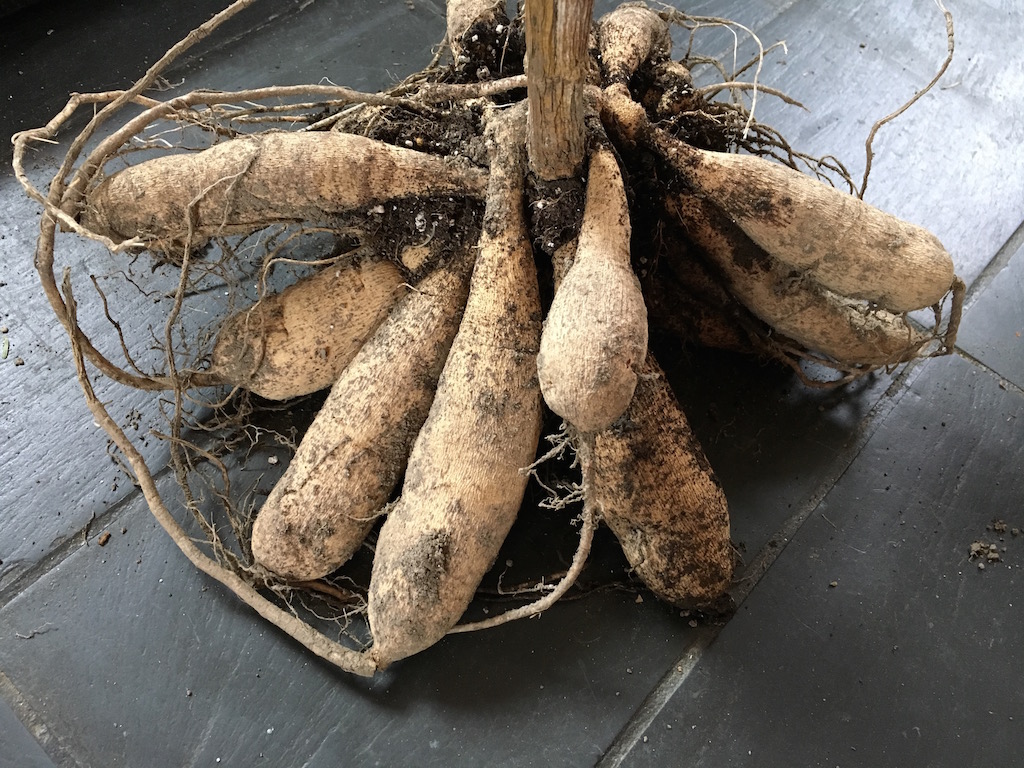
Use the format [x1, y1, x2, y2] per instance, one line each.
[525, 0, 594, 180]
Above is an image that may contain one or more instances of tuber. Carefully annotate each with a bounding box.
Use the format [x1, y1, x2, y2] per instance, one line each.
[250, 243, 476, 580]
[446, 0, 507, 60]
[668, 192, 927, 366]
[537, 146, 648, 433]
[209, 252, 405, 400]
[585, 353, 733, 609]
[82, 131, 488, 251]
[368, 106, 543, 667]
[601, 83, 955, 312]
[596, 2, 671, 84]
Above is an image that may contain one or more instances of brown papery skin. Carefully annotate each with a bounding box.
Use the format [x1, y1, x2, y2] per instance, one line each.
[82, 131, 487, 248]
[668, 193, 927, 367]
[586, 353, 733, 610]
[600, 84, 954, 312]
[250, 248, 475, 581]
[210, 257, 406, 401]
[368, 105, 543, 668]
[537, 146, 648, 433]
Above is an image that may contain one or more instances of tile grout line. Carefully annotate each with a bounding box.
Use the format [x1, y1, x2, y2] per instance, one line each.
[959, 216, 1024, 315]
[0, 669, 89, 768]
[596, 358, 924, 767]
[0, 465, 171, 611]
[595, 628, 717, 767]
[953, 348, 1024, 397]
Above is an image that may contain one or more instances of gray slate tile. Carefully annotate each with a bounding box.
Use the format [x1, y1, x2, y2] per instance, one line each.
[1, 0, 254, 156]
[958, 240, 1024, 389]
[0, 188, 142, 588]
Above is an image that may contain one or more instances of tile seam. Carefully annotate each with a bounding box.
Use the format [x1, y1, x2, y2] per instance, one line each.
[960, 216, 1024, 314]
[0, 669, 88, 768]
[0, 465, 171, 610]
[595, 630, 716, 767]
[953, 348, 1024, 397]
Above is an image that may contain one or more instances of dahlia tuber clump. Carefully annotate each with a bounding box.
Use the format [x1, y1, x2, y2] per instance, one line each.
[13, 0, 962, 676]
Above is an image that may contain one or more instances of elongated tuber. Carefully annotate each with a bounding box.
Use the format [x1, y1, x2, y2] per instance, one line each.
[209, 252, 406, 400]
[668, 192, 926, 366]
[368, 106, 543, 667]
[601, 84, 955, 312]
[585, 353, 733, 609]
[250, 244, 476, 580]
[82, 131, 488, 250]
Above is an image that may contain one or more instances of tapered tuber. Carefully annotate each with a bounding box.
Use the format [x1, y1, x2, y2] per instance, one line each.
[601, 83, 955, 312]
[209, 253, 406, 400]
[250, 244, 476, 580]
[82, 131, 488, 251]
[668, 193, 927, 366]
[537, 146, 648, 432]
[586, 353, 733, 609]
[368, 106, 543, 668]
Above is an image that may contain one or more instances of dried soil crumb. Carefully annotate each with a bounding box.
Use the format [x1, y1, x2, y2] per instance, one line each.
[971, 519, 1021, 569]
[969, 540, 1001, 563]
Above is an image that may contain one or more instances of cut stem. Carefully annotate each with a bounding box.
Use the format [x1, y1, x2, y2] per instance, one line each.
[525, 0, 594, 180]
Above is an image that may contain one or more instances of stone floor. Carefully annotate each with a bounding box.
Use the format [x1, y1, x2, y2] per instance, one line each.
[2, 1, 1021, 766]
